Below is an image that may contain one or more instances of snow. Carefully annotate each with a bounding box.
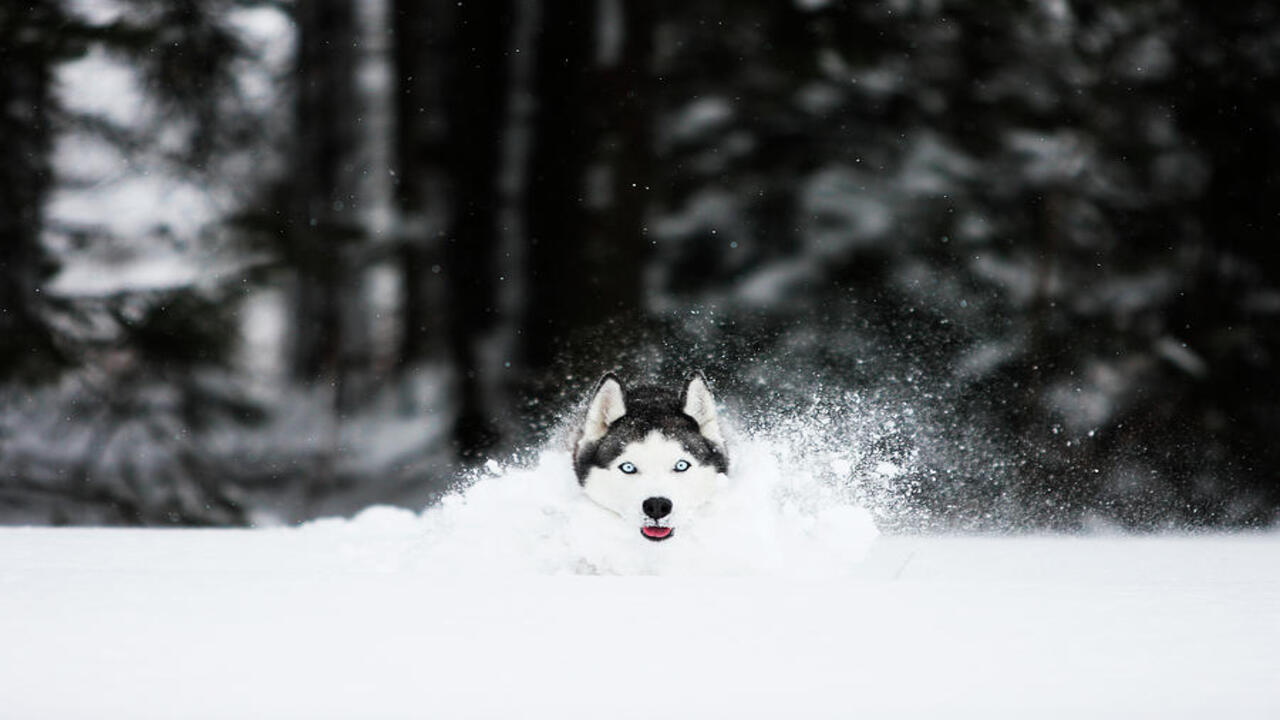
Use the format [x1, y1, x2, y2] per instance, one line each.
[3, 434, 1279, 718]
[44, 5, 293, 300]
[304, 436, 879, 577]
[1155, 336, 1209, 378]
[48, 50, 228, 247]
[46, 247, 228, 297]
[802, 166, 894, 250]
[665, 97, 735, 144]
[0, 395, 1272, 717]
[2, 525, 1278, 718]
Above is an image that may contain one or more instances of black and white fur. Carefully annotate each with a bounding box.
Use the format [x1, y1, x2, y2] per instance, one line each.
[573, 372, 728, 542]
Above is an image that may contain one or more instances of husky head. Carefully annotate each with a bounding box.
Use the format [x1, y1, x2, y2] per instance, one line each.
[573, 372, 729, 541]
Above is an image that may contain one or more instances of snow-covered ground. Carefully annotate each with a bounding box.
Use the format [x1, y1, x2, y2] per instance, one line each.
[3, 442, 1278, 719]
[291, 440, 882, 577]
[3, 532, 1277, 719]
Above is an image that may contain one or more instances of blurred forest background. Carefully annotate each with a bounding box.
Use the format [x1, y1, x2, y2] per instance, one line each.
[2, 0, 1279, 529]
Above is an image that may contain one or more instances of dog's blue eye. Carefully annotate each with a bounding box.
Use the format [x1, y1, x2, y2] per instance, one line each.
[619, 462, 637, 474]
[673, 459, 690, 472]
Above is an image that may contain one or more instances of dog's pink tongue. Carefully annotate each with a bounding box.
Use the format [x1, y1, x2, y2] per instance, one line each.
[642, 526, 672, 539]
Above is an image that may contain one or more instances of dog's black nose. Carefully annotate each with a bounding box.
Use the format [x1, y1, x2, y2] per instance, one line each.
[642, 496, 673, 520]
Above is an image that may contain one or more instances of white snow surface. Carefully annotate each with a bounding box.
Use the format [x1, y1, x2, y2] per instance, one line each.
[301, 440, 880, 577]
[3, 445, 1279, 718]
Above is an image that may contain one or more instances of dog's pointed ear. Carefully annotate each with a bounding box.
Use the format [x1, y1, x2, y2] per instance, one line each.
[682, 371, 724, 447]
[581, 373, 626, 444]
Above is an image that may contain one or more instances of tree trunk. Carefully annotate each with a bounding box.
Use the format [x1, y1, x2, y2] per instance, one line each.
[522, 1, 599, 376]
[0, 2, 63, 379]
[440, 0, 516, 460]
[391, 0, 450, 369]
[522, 0, 656, 381]
[289, 0, 366, 403]
[599, 0, 657, 321]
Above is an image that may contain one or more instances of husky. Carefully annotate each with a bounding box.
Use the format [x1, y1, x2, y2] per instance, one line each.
[573, 372, 729, 541]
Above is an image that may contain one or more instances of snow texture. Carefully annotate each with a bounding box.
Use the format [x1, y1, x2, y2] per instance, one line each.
[308, 435, 880, 577]
[45, 4, 291, 299]
[2, 527, 1277, 718]
[3, 431, 1279, 717]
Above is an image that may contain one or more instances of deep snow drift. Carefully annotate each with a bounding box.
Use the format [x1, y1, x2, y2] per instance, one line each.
[303, 436, 882, 576]
[3, 529, 1279, 719]
[4, 427, 1280, 718]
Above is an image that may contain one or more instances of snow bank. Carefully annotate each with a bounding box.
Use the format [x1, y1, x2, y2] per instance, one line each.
[3, 529, 1279, 719]
[306, 436, 880, 576]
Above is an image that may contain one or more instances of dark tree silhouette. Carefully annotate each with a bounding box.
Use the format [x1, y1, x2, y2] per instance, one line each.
[391, 0, 450, 370]
[0, 2, 72, 379]
[439, 0, 516, 460]
[3, 0, 1280, 527]
[289, 0, 367, 405]
[522, 1, 600, 376]
[523, 0, 657, 380]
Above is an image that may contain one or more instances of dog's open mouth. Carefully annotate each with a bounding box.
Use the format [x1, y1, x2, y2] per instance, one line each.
[641, 526, 673, 541]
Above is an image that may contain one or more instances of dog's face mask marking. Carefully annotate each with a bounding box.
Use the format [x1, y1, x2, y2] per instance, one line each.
[573, 373, 728, 542]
